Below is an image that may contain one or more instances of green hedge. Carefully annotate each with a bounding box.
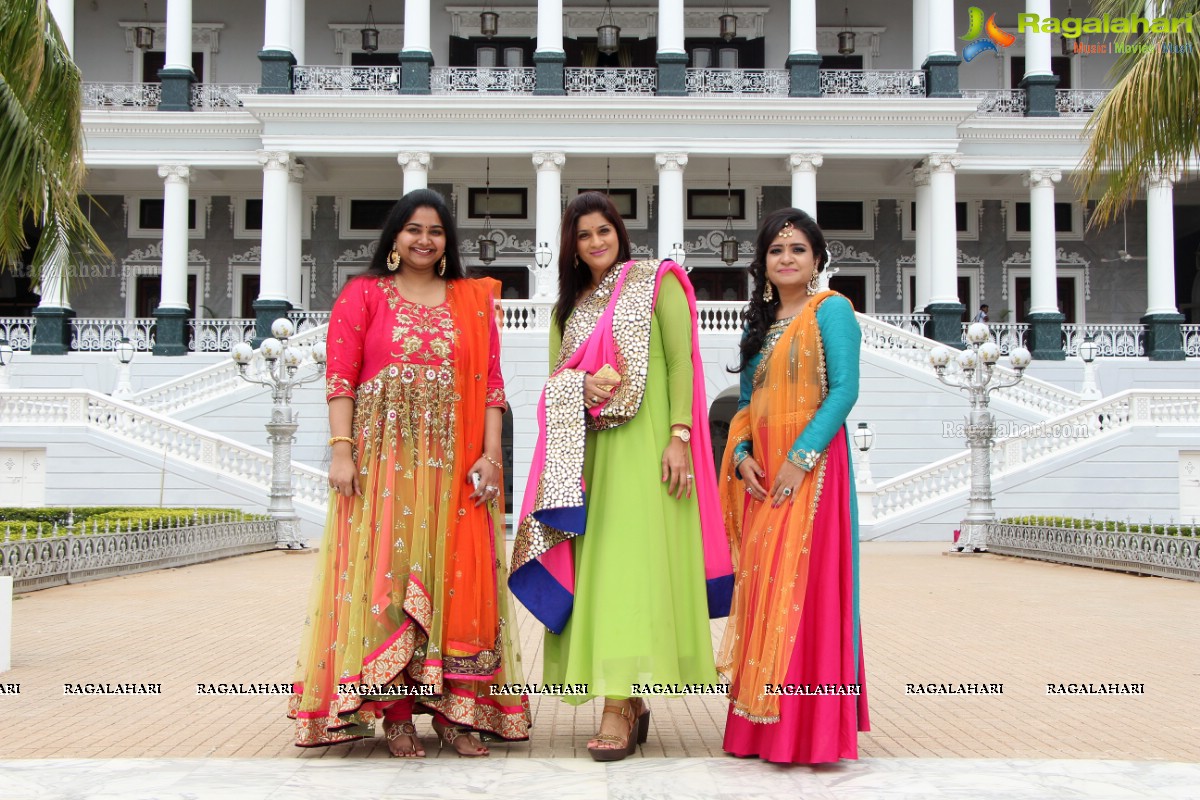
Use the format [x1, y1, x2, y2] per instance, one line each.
[1000, 516, 1196, 537]
[0, 507, 269, 539]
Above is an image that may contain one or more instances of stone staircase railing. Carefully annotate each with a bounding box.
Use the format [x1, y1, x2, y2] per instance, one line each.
[0, 389, 328, 514]
[862, 390, 1200, 525]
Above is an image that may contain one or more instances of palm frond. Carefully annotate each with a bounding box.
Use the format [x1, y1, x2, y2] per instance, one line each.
[1076, 0, 1200, 227]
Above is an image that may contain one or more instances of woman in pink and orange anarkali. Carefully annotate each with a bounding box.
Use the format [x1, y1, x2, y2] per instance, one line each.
[288, 189, 529, 757]
[718, 207, 869, 764]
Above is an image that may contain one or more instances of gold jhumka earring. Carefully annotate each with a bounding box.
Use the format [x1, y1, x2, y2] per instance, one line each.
[438, 254, 447, 277]
[762, 280, 774, 302]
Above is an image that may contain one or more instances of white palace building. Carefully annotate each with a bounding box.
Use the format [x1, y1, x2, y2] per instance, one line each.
[1, 0, 1199, 541]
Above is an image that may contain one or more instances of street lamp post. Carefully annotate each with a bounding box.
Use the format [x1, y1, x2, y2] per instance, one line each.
[930, 323, 1032, 553]
[851, 421, 875, 486]
[231, 317, 327, 550]
[113, 338, 136, 399]
[1078, 335, 1100, 401]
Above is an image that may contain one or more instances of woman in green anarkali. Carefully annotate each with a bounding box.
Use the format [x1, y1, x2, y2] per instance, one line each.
[511, 191, 733, 762]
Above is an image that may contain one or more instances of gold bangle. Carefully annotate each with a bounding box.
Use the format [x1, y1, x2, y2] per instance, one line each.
[328, 436, 355, 447]
[483, 454, 503, 470]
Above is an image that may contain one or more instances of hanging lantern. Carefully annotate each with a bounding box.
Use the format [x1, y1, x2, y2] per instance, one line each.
[837, 7, 856, 55]
[597, 0, 621, 56]
[719, 0, 737, 42]
[361, 4, 380, 53]
[720, 159, 739, 266]
[135, 3, 155, 50]
[1061, 4, 1084, 56]
[480, 1, 499, 38]
[479, 158, 497, 265]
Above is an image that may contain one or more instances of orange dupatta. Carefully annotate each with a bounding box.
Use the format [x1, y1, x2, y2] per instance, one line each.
[716, 291, 836, 723]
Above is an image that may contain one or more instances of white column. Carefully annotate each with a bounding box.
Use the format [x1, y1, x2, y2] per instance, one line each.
[1145, 168, 1179, 315]
[165, 0, 194, 73]
[1024, 0, 1053, 77]
[926, 154, 961, 306]
[655, 154, 688, 261]
[658, 0, 685, 54]
[913, 165, 932, 312]
[286, 162, 305, 308]
[790, 0, 817, 56]
[787, 154, 822, 218]
[927, 0, 957, 59]
[912, 0, 928, 69]
[537, 0, 564, 53]
[403, 0, 431, 52]
[1026, 168, 1062, 315]
[48, 0, 73, 57]
[263, 0, 292, 53]
[290, 0, 306, 65]
[157, 165, 192, 311]
[533, 152, 566, 300]
[398, 152, 432, 193]
[258, 152, 291, 304]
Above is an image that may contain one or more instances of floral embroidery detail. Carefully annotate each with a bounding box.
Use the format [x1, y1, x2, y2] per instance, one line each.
[326, 375, 356, 400]
[485, 387, 507, 408]
[787, 448, 820, 471]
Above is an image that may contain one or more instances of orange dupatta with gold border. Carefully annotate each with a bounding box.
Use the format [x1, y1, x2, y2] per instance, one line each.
[716, 291, 836, 723]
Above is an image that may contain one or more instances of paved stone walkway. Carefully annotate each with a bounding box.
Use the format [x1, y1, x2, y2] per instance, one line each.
[1, 542, 1197, 765]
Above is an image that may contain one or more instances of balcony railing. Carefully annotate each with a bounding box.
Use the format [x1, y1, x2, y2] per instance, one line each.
[190, 83, 258, 109]
[82, 82, 162, 109]
[685, 69, 789, 97]
[292, 66, 401, 95]
[0, 318, 34, 351]
[960, 322, 1030, 354]
[874, 314, 930, 337]
[963, 89, 1028, 116]
[819, 70, 926, 97]
[564, 68, 658, 95]
[1184, 325, 1200, 358]
[188, 319, 256, 352]
[1056, 89, 1109, 115]
[431, 67, 536, 94]
[1062, 323, 1145, 357]
[70, 318, 156, 351]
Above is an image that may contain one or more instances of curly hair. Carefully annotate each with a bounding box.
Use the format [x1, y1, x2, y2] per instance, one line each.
[731, 207, 828, 374]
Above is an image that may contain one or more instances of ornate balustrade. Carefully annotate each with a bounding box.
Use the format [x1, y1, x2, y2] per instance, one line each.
[819, 70, 925, 97]
[292, 66, 401, 94]
[962, 89, 1027, 115]
[1183, 325, 1200, 358]
[0, 389, 330, 509]
[564, 68, 658, 95]
[960, 322, 1029, 355]
[685, 69, 789, 97]
[431, 67, 536, 94]
[188, 319, 256, 352]
[190, 83, 258, 109]
[82, 82, 162, 109]
[872, 314, 929, 337]
[287, 311, 331, 334]
[70, 318, 156, 351]
[1062, 324, 1145, 357]
[0, 514, 278, 592]
[987, 520, 1199, 582]
[1056, 89, 1109, 115]
[0, 318, 34, 351]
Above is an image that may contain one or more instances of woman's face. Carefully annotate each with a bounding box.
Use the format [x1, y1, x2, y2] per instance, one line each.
[392, 206, 446, 274]
[764, 223, 819, 293]
[574, 211, 620, 273]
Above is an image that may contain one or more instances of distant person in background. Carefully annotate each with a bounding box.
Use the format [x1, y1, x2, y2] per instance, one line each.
[973, 304, 989, 323]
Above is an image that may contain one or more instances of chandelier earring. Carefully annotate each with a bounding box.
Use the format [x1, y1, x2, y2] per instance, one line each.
[806, 269, 821, 296]
[438, 254, 447, 277]
[387, 248, 401, 272]
[762, 280, 774, 303]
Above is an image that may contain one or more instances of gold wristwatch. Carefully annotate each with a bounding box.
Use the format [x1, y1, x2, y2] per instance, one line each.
[671, 427, 691, 443]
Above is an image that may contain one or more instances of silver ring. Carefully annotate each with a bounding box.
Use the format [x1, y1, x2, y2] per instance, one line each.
[686, 474, 694, 480]
[486, 485, 498, 492]
[782, 487, 793, 497]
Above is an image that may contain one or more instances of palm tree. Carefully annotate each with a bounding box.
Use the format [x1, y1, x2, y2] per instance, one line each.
[0, 0, 108, 288]
[1077, 0, 1200, 227]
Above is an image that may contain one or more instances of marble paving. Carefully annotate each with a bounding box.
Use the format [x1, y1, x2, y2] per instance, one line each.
[1, 757, 1199, 800]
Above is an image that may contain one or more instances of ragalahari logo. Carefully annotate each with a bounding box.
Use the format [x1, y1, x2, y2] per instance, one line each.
[960, 7, 1017, 62]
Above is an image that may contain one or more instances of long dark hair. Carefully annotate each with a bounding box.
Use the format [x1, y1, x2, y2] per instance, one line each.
[553, 191, 632, 333]
[731, 207, 828, 374]
[362, 189, 466, 280]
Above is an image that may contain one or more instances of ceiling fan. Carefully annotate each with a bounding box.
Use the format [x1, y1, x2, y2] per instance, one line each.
[1101, 212, 1147, 263]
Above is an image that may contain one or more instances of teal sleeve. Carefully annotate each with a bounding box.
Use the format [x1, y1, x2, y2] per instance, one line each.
[655, 272, 694, 429]
[733, 329, 755, 464]
[788, 296, 861, 469]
